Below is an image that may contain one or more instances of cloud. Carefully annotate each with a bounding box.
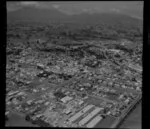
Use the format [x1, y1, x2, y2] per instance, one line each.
[19, 2, 39, 7]
[82, 8, 88, 12]
[111, 8, 121, 13]
[122, 5, 128, 9]
[7, 2, 40, 12]
[130, 15, 143, 20]
[7, 6, 21, 12]
[52, 4, 60, 9]
[81, 8, 104, 14]
[7, 2, 22, 12]
[7, 1, 143, 18]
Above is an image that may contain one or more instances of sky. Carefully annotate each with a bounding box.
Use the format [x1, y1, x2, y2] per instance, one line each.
[7, 1, 143, 19]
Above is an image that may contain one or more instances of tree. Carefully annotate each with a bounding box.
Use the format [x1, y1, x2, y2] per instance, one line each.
[5, 115, 9, 121]
[25, 115, 31, 121]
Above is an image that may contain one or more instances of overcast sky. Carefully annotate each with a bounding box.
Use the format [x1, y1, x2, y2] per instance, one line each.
[7, 1, 143, 19]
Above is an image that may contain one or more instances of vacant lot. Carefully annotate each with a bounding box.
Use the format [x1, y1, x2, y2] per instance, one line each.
[95, 116, 116, 128]
[5, 112, 38, 127]
[84, 97, 104, 107]
[119, 102, 141, 129]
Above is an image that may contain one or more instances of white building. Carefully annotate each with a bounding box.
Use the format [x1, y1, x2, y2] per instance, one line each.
[78, 107, 103, 126]
[86, 115, 103, 128]
[61, 96, 73, 103]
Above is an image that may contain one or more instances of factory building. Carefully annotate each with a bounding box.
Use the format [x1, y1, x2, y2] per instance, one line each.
[86, 115, 103, 128]
[78, 107, 103, 126]
[68, 105, 94, 123]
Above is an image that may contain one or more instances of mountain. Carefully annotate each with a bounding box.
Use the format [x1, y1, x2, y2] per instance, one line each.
[7, 6, 142, 27]
[7, 7, 69, 23]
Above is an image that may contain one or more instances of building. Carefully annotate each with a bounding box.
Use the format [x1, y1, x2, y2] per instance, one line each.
[78, 107, 103, 126]
[8, 91, 19, 96]
[68, 105, 94, 123]
[79, 100, 84, 105]
[61, 96, 73, 103]
[17, 92, 25, 95]
[86, 115, 103, 128]
[44, 102, 50, 106]
[27, 100, 33, 105]
[128, 64, 142, 73]
[65, 109, 72, 115]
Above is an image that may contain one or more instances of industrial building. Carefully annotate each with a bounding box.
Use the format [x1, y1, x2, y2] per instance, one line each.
[68, 105, 94, 123]
[78, 107, 103, 126]
[86, 115, 103, 128]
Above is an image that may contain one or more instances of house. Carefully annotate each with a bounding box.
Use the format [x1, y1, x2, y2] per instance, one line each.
[27, 100, 33, 105]
[8, 91, 19, 96]
[33, 89, 38, 92]
[44, 102, 50, 106]
[61, 96, 73, 103]
[65, 109, 72, 115]
[79, 101, 84, 105]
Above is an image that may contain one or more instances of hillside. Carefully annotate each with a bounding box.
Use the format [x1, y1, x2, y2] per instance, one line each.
[7, 7, 142, 28]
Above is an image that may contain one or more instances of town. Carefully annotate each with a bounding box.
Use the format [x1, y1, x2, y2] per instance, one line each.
[6, 31, 142, 127]
[6, 2, 142, 127]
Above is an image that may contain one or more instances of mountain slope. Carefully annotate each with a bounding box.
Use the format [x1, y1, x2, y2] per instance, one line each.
[7, 7, 142, 27]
